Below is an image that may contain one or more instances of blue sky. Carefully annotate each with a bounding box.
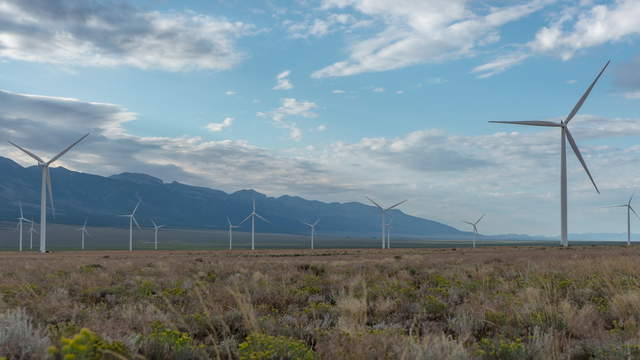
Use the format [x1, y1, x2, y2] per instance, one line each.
[1, 0, 640, 236]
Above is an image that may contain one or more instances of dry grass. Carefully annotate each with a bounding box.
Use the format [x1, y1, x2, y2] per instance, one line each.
[1, 246, 640, 359]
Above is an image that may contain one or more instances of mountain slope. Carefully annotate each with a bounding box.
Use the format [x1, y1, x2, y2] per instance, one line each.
[0, 156, 467, 238]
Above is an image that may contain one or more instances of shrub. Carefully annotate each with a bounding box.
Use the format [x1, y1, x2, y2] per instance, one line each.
[139, 322, 207, 360]
[238, 333, 315, 360]
[0, 307, 51, 359]
[476, 337, 526, 360]
[48, 327, 129, 360]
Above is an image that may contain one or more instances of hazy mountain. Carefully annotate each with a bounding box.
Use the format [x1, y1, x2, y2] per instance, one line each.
[0, 156, 471, 238]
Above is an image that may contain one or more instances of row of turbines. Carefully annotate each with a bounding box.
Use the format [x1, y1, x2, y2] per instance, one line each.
[7, 60, 627, 253]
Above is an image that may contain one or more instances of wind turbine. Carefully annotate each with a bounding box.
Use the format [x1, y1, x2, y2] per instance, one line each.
[240, 199, 270, 250]
[150, 219, 165, 250]
[490, 61, 609, 248]
[16, 202, 32, 252]
[8, 133, 90, 253]
[28, 218, 38, 250]
[118, 200, 142, 251]
[303, 219, 320, 249]
[366, 197, 407, 249]
[605, 194, 639, 247]
[463, 214, 484, 249]
[77, 219, 90, 250]
[226, 217, 239, 250]
[385, 216, 392, 249]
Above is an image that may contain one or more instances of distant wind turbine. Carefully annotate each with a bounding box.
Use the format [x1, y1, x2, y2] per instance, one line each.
[303, 219, 320, 249]
[16, 202, 32, 252]
[490, 61, 609, 247]
[463, 214, 484, 249]
[385, 216, 392, 249]
[605, 194, 639, 247]
[240, 199, 270, 250]
[226, 217, 239, 250]
[366, 197, 407, 249]
[150, 219, 165, 250]
[28, 218, 38, 250]
[8, 133, 90, 253]
[118, 200, 142, 251]
[77, 219, 90, 250]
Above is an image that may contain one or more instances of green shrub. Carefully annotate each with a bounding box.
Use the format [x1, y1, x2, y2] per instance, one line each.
[139, 322, 207, 360]
[0, 308, 51, 359]
[48, 328, 129, 360]
[238, 333, 315, 360]
[476, 337, 526, 360]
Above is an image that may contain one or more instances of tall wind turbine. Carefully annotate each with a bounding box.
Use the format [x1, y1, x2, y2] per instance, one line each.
[463, 214, 484, 249]
[366, 197, 407, 249]
[8, 133, 90, 253]
[490, 61, 609, 247]
[28, 218, 38, 250]
[226, 217, 239, 250]
[150, 219, 165, 250]
[605, 194, 639, 247]
[240, 199, 270, 250]
[303, 219, 320, 249]
[77, 219, 90, 250]
[16, 202, 32, 252]
[118, 200, 142, 251]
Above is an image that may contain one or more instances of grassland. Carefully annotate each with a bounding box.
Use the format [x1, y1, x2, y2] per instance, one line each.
[1, 246, 640, 359]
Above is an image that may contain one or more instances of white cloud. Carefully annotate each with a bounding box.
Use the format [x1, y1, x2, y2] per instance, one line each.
[312, 0, 549, 78]
[288, 13, 363, 39]
[258, 98, 318, 141]
[225, 91, 237, 96]
[567, 79, 577, 84]
[373, 87, 384, 93]
[426, 77, 448, 85]
[472, 53, 529, 78]
[395, 90, 404, 94]
[273, 70, 294, 90]
[623, 91, 640, 100]
[205, 117, 234, 132]
[332, 89, 346, 94]
[0, 0, 255, 71]
[316, 124, 327, 132]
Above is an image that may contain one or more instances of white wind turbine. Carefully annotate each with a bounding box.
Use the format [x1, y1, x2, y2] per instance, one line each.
[463, 214, 484, 249]
[226, 217, 239, 250]
[16, 202, 32, 252]
[150, 219, 165, 250]
[77, 218, 90, 250]
[8, 133, 90, 253]
[28, 218, 38, 250]
[118, 200, 142, 251]
[240, 199, 270, 250]
[303, 219, 320, 249]
[385, 216, 392, 249]
[605, 194, 639, 247]
[490, 61, 609, 248]
[366, 197, 407, 249]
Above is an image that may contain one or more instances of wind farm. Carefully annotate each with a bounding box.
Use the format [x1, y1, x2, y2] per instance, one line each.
[1, 0, 639, 357]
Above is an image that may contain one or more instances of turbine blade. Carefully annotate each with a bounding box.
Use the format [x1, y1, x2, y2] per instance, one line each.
[366, 196, 383, 210]
[313, 219, 320, 226]
[83, 219, 87, 228]
[132, 200, 141, 215]
[565, 128, 599, 193]
[239, 214, 252, 225]
[475, 214, 485, 224]
[303, 222, 312, 227]
[151, 219, 157, 227]
[564, 60, 610, 125]
[226, 216, 232, 226]
[45, 167, 55, 217]
[8, 141, 45, 163]
[19, 201, 23, 218]
[132, 216, 142, 230]
[630, 206, 640, 220]
[47, 133, 90, 165]
[489, 120, 561, 127]
[602, 204, 627, 208]
[463, 221, 474, 225]
[386, 199, 407, 211]
[255, 213, 270, 223]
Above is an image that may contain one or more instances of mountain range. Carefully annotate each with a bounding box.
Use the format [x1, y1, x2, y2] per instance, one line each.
[0, 156, 475, 239]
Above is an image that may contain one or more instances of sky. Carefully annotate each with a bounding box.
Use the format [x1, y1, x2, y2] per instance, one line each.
[0, 0, 640, 236]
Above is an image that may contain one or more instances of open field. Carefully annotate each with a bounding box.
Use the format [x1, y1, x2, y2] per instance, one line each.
[1, 246, 640, 359]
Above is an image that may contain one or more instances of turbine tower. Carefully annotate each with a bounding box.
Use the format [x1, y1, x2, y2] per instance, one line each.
[77, 219, 90, 250]
[463, 214, 484, 249]
[150, 219, 165, 250]
[226, 217, 239, 250]
[366, 197, 407, 249]
[490, 61, 609, 247]
[8, 133, 90, 253]
[303, 219, 320, 249]
[16, 202, 32, 252]
[385, 216, 392, 249]
[28, 218, 38, 250]
[240, 199, 270, 250]
[118, 200, 142, 251]
[606, 194, 639, 246]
